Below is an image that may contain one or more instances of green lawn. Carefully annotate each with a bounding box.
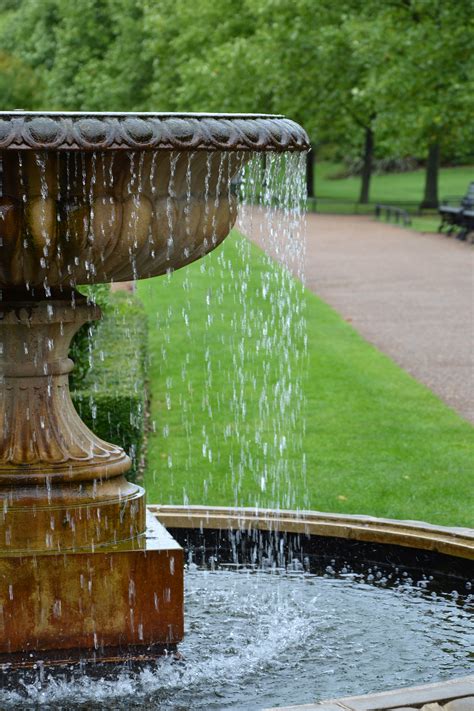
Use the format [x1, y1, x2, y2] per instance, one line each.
[138, 232, 473, 527]
[312, 162, 474, 233]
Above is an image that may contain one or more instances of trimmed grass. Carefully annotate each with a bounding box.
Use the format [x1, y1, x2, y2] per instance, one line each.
[315, 161, 474, 204]
[138, 232, 473, 527]
[409, 216, 445, 233]
[313, 162, 474, 233]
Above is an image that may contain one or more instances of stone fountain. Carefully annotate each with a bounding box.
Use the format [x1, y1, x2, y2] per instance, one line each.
[0, 112, 308, 665]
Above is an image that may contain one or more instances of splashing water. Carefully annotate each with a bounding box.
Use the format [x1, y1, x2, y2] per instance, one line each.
[0, 569, 472, 709]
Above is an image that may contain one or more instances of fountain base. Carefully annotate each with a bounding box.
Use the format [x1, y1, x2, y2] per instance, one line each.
[0, 512, 183, 665]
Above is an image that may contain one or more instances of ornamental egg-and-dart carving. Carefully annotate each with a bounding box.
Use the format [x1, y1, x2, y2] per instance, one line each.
[0, 113, 309, 152]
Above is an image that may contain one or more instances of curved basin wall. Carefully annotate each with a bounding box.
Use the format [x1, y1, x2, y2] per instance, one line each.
[0, 150, 245, 287]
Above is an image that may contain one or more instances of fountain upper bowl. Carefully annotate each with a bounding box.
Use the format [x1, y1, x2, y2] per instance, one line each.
[0, 112, 309, 288]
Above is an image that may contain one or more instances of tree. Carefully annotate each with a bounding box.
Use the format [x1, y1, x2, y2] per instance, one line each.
[309, 13, 378, 204]
[363, 0, 474, 208]
[1, 0, 154, 111]
[146, 0, 383, 202]
[146, 0, 268, 112]
[0, 51, 42, 110]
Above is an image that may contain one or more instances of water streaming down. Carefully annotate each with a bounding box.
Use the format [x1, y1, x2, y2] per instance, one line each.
[54, 149, 309, 512]
[0, 143, 249, 661]
[142, 152, 308, 510]
[237, 152, 308, 509]
[0, 148, 244, 288]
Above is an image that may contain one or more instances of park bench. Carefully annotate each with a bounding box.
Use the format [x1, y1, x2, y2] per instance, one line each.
[438, 182, 474, 240]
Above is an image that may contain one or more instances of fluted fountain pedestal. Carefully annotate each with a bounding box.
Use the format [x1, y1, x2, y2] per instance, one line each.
[0, 111, 308, 666]
[0, 290, 183, 664]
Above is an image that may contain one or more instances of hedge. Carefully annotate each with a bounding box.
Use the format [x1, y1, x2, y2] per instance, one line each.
[71, 291, 148, 483]
[69, 284, 111, 390]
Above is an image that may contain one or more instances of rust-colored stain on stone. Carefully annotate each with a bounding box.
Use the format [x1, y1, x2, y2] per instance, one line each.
[0, 287, 184, 659]
[0, 514, 183, 656]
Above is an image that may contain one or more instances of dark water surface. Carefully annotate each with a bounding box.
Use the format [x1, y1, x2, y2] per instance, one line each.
[2, 568, 473, 709]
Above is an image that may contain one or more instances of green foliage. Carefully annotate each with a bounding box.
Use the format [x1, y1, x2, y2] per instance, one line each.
[354, 1, 474, 158]
[139, 232, 474, 526]
[71, 291, 148, 483]
[1, 0, 153, 110]
[146, 0, 268, 112]
[69, 284, 112, 389]
[0, 50, 42, 110]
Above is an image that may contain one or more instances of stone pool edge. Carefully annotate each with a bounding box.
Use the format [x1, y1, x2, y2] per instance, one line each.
[149, 504, 474, 711]
[269, 675, 474, 710]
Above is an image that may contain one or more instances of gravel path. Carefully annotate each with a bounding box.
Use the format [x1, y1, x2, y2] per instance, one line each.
[246, 212, 474, 424]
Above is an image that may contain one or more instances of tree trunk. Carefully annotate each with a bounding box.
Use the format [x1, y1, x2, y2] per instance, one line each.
[306, 147, 314, 198]
[358, 127, 374, 204]
[420, 143, 440, 209]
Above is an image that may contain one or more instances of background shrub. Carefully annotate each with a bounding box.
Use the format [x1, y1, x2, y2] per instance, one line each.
[71, 291, 148, 483]
[69, 284, 111, 390]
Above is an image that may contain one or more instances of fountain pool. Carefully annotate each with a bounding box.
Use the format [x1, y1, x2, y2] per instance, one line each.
[0, 112, 472, 709]
[0, 509, 472, 709]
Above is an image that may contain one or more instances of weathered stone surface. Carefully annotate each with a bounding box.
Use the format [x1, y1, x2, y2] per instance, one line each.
[0, 292, 184, 660]
[151, 505, 474, 560]
[0, 513, 183, 660]
[0, 150, 243, 286]
[443, 699, 474, 711]
[0, 112, 310, 152]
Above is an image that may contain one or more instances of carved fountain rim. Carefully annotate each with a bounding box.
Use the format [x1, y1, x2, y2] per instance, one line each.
[149, 505, 474, 559]
[0, 111, 310, 152]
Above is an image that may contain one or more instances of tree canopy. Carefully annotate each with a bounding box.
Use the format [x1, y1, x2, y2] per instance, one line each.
[1, 0, 473, 204]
